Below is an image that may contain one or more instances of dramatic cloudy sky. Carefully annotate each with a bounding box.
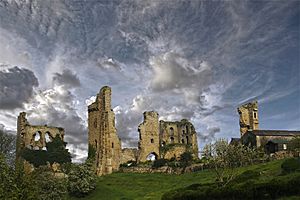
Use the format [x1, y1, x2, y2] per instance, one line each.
[0, 0, 299, 162]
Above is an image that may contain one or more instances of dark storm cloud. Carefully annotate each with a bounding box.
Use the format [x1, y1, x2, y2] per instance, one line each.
[0, 0, 299, 157]
[0, 66, 38, 109]
[53, 69, 81, 88]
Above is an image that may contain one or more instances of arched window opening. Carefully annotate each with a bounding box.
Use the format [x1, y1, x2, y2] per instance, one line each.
[146, 152, 158, 161]
[182, 130, 185, 135]
[182, 139, 185, 144]
[112, 142, 114, 148]
[45, 132, 52, 143]
[33, 131, 41, 142]
[254, 112, 257, 119]
[186, 125, 189, 134]
[170, 127, 174, 136]
[151, 138, 154, 143]
[170, 137, 174, 144]
[186, 136, 189, 144]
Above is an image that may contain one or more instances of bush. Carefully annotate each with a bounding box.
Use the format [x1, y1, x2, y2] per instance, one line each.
[180, 152, 193, 167]
[21, 135, 71, 167]
[152, 158, 167, 168]
[281, 158, 300, 173]
[33, 167, 67, 200]
[161, 173, 300, 200]
[67, 162, 97, 197]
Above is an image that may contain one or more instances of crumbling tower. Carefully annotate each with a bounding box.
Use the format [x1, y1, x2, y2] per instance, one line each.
[88, 86, 121, 176]
[138, 111, 160, 162]
[237, 101, 259, 136]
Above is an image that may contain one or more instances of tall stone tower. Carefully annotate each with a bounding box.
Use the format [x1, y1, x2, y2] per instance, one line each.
[88, 86, 121, 176]
[138, 111, 160, 162]
[237, 101, 259, 136]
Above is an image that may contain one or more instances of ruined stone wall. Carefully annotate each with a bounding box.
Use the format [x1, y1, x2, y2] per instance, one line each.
[16, 112, 64, 159]
[138, 111, 160, 162]
[160, 119, 198, 158]
[163, 145, 188, 160]
[238, 101, 259, 136]
[88, 86, 121, 176]
[120, 148, 138, 164]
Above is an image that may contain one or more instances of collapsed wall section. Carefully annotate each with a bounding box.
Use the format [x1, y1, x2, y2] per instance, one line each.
[159, 119, 198, 158]
[16, 112, 65, 159]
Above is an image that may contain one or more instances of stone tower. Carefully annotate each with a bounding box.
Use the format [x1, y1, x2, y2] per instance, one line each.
[237, 101, 259, 136]
[88, 86, 121, 176]
[138, 111, 160, 162]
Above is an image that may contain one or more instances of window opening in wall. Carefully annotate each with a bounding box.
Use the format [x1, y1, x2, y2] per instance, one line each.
[182, 130, 185, 135]
[162, 141, 166, 146]
[186, 125, 189, 134]
[283, 144, 287, 150]
[45, 132, 52, 143]
[254, 112, 257, 119]
[170, 137, 174, 143]
[34, 131, 41, 141]
[186, 136, 189, 144]
[182, 139, 185, 144]
[112, 142, 114, 148]
[170, 127, 174, 136]
[95, 140, 98, 149]
[151, 138, 154, 143]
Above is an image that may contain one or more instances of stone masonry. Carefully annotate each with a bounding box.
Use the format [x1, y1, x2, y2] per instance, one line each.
[237, 101, 259, 136]
[88, 86, 199, 176]
[88, 86, 122, 176]
[138, 111, 160, 162]
[16, 112, 65, 159]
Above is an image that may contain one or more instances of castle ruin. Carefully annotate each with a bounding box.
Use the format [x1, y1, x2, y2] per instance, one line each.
[16, 112, 65, 160]
[88, 86, 199, 176]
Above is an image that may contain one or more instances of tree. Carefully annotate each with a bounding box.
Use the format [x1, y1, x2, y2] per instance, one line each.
[180, 152, 193, 168]
[21, 135, 71, 167]
[46, 135, 71, 164]
[0, 129, 16, 166]
[204, 139, 264, 187]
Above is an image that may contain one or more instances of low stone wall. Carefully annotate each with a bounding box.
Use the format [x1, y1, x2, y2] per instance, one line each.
[119, 163, 204, 174]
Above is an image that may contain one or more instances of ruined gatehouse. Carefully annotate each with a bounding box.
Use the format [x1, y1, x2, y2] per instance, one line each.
[88, 86, 199, 176]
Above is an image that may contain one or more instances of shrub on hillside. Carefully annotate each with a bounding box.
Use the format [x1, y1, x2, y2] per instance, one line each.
[161, 173, 300, 200]
[179, 152, 193, 167]
[67, 162, 97, 197]
[281, 158, 300, 173]
[152, 158, 167, 168]
[33, 167, 67, 200]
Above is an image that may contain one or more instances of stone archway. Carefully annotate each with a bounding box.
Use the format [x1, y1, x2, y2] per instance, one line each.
[146, 152, 158, 161]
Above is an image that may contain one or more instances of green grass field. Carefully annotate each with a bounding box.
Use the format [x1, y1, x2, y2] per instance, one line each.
[70, 160, 297, 200]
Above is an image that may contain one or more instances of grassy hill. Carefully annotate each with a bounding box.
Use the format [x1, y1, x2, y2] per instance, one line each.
[69, 159, 299, 200]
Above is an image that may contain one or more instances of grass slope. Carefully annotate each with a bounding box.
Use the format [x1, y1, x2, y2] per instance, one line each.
[70, 160, 297, 200]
